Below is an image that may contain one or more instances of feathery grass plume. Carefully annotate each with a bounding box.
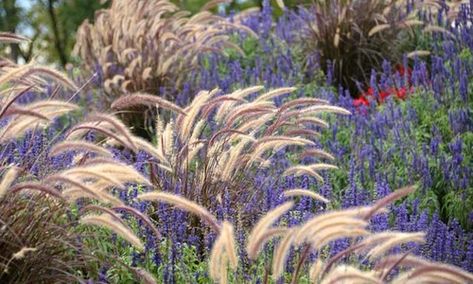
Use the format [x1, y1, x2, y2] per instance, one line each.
[132, 268, 158, 284]
[246, 139, 314, 168]
[81, 205, 127, 227]
[220, 138, 253, 181]
[282, 165, 325, 182]
[178, 89, 218, 140]
[113, 206, 161, 239]
[283, 189, 330, 203]
[253, 136, 315, 147]
[209, 240, 225, 283]
[223, 101, 275, 128]
[12, 247, 37, 260]
[285, 128, 318, 138]
[294, 209, 369, 245]
[279, 97, 329, 112]
[80, 214, 144, 251]
[111, 92, 186, 115]
[0, 105, 49, 121]
[63, 187, 124, 206]
[321, 265, 382, 284]
[246, 202, 293, 260]
[65, 114, 139, 152]
[22, 66, 78, 91]
[69, 162, 150, 186]
[407, 50, 431, 58]
[0, 64, 36, 87]
[129, 135, 170, 167]
[363, 186, 415, 220]
[376, 254, 473, 283]
[49, 141, 114, 158]
[255, 87, 297, 102]
[9, 182, 64, 199]
[0, 167, 18, 199]
[310, 259, 325, 283]
[98, 132, 171, 170]
[0, 101, 78, 142]
[310, 227, 369, 251]
[393, 265, 472, 283]
[209, 221, 238, 283]
[2, 247, 38, 274]
[135, 180, 473, 283]
[361, 232, 426, 260]
[44, 175, 100, 199]
[368, 24, 392, 37]
[300, 148, 335, 161]
[68, 124, 138, 152]
[0, 32, 30, 44]
[47, 172, 126, 206]
[296, 117, 330, 128]
[60, 167, 126, 189]
[0, 85, 35, 118]
[48, 159, 151, 201]
[0, 63, 78, 91]
[138, 191, 220, 232]
[208, 129, 252, 146]
[214, 86, 264, 121]
[87, 113, 138, 150]
[272, 229, 297, 280]
[299, 105, 352, 116]
[236, 113, 274, 134]
[423, 24, 456, 38]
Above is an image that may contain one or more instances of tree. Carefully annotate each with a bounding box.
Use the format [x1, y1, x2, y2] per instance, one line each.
[0, 0, 23, 62]
[26, 0, 106, 66]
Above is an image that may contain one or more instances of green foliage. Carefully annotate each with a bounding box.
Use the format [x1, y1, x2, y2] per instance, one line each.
[0, 0, 105, 65]
[315, 85, 473, 227]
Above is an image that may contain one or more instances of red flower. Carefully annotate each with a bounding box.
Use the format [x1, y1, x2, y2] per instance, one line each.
[395, 64, 412, 78]
[395, 87, 407, 99]
[354, 63, 415, 107]
[379, 89, 391, 102]
[365, 87, 374, 96]
[353, 96, 370, 107]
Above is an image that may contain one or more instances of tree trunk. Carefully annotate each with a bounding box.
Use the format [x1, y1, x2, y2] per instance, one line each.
[47, 0, 68, 67]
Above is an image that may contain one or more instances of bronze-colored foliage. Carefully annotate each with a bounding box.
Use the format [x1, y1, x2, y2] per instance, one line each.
[0, 32, 89, 283]
[0, 193, 89, 283]
[298, 0, 451, 95]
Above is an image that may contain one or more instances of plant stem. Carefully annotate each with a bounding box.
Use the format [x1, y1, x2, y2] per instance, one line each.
[290, 244, 311, 284]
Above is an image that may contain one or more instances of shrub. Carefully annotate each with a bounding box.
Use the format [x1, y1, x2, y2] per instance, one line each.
[108, 86, 349, 216]
[0, 34, 84, 283]
[0, 193, 87, 283]
[73, 0, 255, 137]
[298, 0, 451, 95]
[0, 32, 150, 283]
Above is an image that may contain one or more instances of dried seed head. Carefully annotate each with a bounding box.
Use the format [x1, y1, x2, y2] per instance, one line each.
[80, 214, 144, 251]
[246, 202, 293, 259]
